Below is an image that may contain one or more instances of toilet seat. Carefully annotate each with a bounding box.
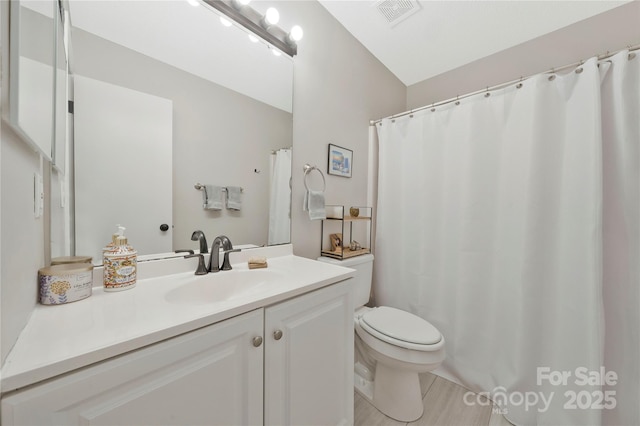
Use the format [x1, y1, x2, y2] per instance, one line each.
[358, 307, 442, 351]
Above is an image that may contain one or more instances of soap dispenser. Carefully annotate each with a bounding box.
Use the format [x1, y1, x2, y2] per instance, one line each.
[103, 224, 122, 254]
[103, 226, 137, 292]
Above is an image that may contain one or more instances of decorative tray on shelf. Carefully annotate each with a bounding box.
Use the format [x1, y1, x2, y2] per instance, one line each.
[321, 247, 371, 260]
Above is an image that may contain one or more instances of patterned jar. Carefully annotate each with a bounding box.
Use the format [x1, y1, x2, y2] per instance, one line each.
[38, 263, 93, 305]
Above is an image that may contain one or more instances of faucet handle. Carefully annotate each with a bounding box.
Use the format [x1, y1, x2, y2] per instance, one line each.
[221, 248, 241, 271]
[184, 253, 208, 275]
[175, 249, 195, 255]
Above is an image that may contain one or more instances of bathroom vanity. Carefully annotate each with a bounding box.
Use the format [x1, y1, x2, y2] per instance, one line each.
[1, 245, 355, 425]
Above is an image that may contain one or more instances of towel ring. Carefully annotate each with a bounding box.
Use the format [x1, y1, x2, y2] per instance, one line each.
[303, 164, 326, 192]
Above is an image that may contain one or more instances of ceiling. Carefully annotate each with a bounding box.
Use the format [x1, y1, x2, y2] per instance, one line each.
[317, 0, 629, 86]
[62, 0, 631, 97]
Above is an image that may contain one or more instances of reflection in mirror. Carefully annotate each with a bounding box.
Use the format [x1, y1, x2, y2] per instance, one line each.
[8, 0, 56, 160]
[65, 0, 294, 262]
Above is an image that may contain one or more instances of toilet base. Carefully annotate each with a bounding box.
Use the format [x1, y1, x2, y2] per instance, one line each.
[372, 362, 424, 422]
[354, 362, 424, 423]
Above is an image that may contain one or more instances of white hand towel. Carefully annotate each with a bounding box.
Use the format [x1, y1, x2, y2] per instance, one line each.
[204, 185, 223, 210]
[303, 190, 326, 220]
[226, 186, 242, 210]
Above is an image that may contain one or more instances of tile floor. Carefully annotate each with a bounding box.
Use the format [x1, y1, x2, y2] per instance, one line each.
[354, 372, 514, 426]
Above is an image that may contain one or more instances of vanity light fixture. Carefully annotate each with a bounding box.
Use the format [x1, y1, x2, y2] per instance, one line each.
[202, 0, 302, 57]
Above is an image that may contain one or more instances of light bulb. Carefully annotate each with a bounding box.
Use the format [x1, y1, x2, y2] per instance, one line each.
[289, 25, 303, 41]
[231, 0, 250, 8]
[220, 16, 232, 27]
[248, 34, 259, 43]
[272, 48, 282, 57]
[187, 0, 199, 6]
[265, 7, 279, 25]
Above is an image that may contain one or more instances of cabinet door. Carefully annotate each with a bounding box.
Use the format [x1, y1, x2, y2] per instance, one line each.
[1, 309, 264, 426]
[265, 280, 354, 426]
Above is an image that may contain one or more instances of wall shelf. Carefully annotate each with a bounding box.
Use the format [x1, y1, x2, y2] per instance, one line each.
[320, 206, 372, 260]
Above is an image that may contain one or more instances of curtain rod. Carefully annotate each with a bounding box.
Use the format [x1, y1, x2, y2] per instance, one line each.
[370, 44, 640, 126]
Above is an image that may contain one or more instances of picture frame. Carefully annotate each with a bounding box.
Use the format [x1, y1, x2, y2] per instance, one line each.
[327, 143, 353, 178]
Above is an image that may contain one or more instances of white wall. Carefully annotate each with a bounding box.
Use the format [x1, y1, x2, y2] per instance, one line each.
[287, 0, 406, 259]
[407, 1, 640, 108]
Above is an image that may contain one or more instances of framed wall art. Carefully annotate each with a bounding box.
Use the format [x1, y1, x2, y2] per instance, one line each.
[327, 143, 352, 178]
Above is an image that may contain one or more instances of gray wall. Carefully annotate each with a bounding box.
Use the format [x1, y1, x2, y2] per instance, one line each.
[288, 0, 406, 259]
[407, 1, 640, 109]
[1, 1, 46, 363]
[0, 125, 45, 364]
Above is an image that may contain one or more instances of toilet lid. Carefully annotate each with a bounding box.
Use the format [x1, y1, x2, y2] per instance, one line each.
[360, 307, 442, 345]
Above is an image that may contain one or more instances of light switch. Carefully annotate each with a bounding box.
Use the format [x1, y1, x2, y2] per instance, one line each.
[34, 173, 44, 218]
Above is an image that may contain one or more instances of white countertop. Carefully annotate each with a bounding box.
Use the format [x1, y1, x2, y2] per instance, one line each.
[1, 245, 354, 393]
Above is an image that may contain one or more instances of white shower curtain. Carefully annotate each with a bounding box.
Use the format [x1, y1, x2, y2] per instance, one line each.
[374, 52, 638, 425]
[600, 51, 639, 426]
[268, 148, 292, 245]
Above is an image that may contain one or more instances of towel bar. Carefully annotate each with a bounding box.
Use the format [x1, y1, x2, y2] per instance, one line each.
[303, 164, 326, 192]
[194, 183, 244, 193]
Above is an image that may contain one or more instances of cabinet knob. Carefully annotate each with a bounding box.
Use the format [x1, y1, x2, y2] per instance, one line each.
[252, 336, 263, 347]
[273, 330, 283, 340]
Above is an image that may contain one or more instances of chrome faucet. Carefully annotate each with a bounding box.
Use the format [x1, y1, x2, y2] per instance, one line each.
[191, 230, 208, 254]
[208, 235, 241, 272]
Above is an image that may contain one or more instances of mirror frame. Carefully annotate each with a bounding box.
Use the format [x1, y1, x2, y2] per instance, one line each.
[8, 0, 58, 162]
[53, 0, 69, 173]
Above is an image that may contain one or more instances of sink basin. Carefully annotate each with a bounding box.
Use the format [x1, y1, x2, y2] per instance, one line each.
[165, 269, 283, 305]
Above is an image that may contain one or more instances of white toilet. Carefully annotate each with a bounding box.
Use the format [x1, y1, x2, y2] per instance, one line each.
[318, 254, 445, 422]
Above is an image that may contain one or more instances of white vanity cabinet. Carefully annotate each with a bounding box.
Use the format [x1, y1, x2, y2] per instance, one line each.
[265, 279, 354, 426]
[1, 280, 353, 426]
[1, 309, 265, 425]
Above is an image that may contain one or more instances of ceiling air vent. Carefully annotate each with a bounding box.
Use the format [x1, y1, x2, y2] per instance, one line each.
[374, 0, 421, 27]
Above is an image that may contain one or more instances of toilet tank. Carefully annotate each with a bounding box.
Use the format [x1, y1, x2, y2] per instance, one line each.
[317, 254, 373, 307]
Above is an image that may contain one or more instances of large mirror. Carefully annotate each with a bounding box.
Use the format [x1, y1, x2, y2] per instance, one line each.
[62, 0, 294, 263]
